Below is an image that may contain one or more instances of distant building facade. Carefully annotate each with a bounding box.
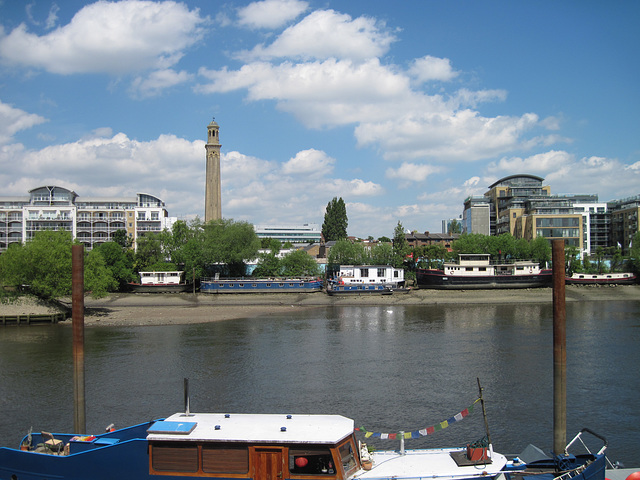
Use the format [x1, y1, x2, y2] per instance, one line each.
[405, 231, 460, 251]
[0, 185, 171, 252]
[254, 223, 322, 244]
[455, 173, 639, 258]
[462, 196, 491, 235]
[608, 195, 640, 255]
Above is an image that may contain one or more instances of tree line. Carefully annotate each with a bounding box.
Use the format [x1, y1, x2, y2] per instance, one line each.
[0, 218, 320, 300]
[2, 213, 639, 301]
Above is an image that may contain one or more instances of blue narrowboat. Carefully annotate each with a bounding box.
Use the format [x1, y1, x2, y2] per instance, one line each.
[200, 277, 323, 293]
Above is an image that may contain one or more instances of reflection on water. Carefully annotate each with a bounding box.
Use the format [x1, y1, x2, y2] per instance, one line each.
[1, 301, 638, 466]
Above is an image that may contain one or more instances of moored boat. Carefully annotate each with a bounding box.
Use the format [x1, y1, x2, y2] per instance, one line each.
[0, 410, 610, 480]
[327, 265, 407, 295]
[416, 254, 552, 290]
[326, 282, 393, 295]
[565, 272, 637, 285]
[200, 277, 323, 293]
[128, 271, 192, 293]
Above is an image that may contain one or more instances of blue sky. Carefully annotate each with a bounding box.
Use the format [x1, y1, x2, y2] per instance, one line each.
[1, 0, 638, 239]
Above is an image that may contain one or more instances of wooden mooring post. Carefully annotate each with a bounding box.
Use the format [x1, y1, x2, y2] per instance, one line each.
[552, 239, 567, 455]
[72, 244, 86, 434]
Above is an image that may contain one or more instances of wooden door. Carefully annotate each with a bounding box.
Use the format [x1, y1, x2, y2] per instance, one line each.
[254, 448, 286, 480]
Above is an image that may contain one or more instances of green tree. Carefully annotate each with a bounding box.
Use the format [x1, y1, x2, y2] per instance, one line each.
[593, 246, 606, 274]
[327, 239, 368, 266]
[260, 237, 282, 251]
[629, 232, 640, 274]
[609, 246, 623, 273]
[134, 233, 165, 272]
[202, 219, 260, 276]
[514, 238, 532, 260]
[452, 233, 489, 254]
[448, 219, 462, 234]
[85, 249, 118, 296]
[252, 251, 281, 277]
[392, 221, 409, 268]
[94, 241, 136, 290]
[281, 250, 321, 276]
[369, 242, 394, 265]
[321, 197, 348, 241]
[0, 230, 73, 299]
[420, 244, 448, 268]
[112, 229, 132, 248]
[564, 245, 581, 275]
[0, 230, 115, 299]
[529, 236, 552, 267]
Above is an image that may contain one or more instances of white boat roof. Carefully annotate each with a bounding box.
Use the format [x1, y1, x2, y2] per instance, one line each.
[147, 413, 354, 444]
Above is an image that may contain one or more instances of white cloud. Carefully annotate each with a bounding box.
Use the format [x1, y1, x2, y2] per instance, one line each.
[356, 111, 541, 162]
[130, 69, 193, 98]
[0, 100, 47, 145]
[0, 1, 208, 75]
[0, 126, 386, 229]
[408, 55, 458, 83]
[483, 150, 640, 201]
[281, 148, 335, 176]
[238, 9, 396, 61]
[198, 9, 546, 163]
[320, 178, 383, 196]
[487, 150, 573, 173]
[45, 3, 60, 30]
[198, 58, 415, 128]
[237, 0, 308, 29]
[386, 162, 441, 183]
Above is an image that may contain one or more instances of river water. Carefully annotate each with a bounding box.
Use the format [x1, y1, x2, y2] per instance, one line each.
[1, 301, 639, 467]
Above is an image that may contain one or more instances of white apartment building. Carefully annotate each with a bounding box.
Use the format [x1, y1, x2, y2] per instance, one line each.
[0, 185, 172, 252]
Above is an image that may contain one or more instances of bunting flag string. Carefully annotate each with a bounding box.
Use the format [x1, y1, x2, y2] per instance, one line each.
[355, 398, 480, 440]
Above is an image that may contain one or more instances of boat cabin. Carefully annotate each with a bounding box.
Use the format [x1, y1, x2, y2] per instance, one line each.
[146, 413, 361, 479]
[444, 255, 542, 277]
[334, 265, 404, 286]
[139, 271, 185, 285]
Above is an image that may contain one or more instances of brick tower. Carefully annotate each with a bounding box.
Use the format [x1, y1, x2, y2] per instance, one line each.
[204, 118, 221, 222]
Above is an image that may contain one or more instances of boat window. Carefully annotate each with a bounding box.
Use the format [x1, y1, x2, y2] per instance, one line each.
[202, 445, 249, 473]
[338, 439, 357, 476]
[151, 443, 199, 473]
[289, 446, 335, 475]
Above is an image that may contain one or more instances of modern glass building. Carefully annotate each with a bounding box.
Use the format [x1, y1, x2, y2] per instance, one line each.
[253, 223, 322, 244]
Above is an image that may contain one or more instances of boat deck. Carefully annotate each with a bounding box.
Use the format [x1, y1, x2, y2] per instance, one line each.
[354, 448, 508, 480]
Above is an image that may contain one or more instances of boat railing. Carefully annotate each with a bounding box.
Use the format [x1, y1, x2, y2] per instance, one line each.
[565, 428, 607, 456]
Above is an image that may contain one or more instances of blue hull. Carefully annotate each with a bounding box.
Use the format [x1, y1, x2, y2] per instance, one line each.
[0, 422, 156, 480]
[200, 278, 323, 293]
[326, 284, 392, 295]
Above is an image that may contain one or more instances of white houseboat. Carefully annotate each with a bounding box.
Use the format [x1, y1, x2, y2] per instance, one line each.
[128, 271, 191, 293]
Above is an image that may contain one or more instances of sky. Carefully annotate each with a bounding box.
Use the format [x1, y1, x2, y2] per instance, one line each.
[1, 0, 639, 239]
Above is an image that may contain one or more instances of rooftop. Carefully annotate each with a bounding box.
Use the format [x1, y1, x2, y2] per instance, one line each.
[147, 412, 355, 444]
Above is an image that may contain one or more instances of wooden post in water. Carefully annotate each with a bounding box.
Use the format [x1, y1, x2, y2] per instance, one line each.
[72, 244, 86, 434]
[552, 239, 566, 455]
